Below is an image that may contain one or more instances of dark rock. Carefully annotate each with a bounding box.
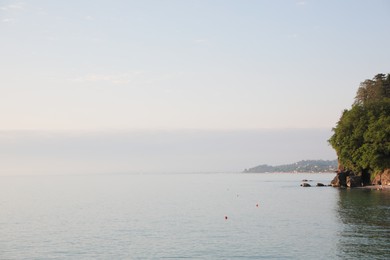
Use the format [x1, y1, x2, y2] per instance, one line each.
[300, 183, 311, 187]
[316, 183, 325, 187]
[347, 175, 362, 187]
[339, 171, 348, 187]
[361, 169, 371, 186]
[331, 171, 349, 187]
[330, 175, 339, 187]
[302, 179, 308, 182]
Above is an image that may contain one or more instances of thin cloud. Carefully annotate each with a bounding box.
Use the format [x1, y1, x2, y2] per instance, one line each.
[0, 2, 25, 22]
[84, 15, 94, 21]
[195, 39, 209, 45]
[0, 2, 24, 11]
[69, 70, 181, 86]
[296, 1, 306, 6]
[2, 18, 14, 23]
[46, 35, 58, 41]
[288, 33, 299, 39]
[70, 71, 146, 85]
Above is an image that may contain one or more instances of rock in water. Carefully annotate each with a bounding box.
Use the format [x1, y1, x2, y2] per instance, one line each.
[347, 175, 362, 187]
[300, 183, 311, 187]
[331, 171, 348, 187]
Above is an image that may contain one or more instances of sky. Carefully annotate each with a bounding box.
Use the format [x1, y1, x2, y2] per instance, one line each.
[0, 129, 336, 174]
[1, 0, 389, 174]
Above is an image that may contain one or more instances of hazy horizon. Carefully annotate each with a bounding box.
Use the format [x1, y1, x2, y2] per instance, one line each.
[0, 128, 336, 175]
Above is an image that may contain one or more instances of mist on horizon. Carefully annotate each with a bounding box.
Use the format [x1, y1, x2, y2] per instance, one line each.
[0, 128, 336, 175]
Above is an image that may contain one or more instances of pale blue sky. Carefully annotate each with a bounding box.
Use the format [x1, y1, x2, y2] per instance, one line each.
[1, 0, 389, 130]
[0, 1, 389, 173]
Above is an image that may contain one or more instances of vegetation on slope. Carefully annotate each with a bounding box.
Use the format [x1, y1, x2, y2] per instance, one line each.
[328, 73, 390, 179]
[244, 159, 338, 173]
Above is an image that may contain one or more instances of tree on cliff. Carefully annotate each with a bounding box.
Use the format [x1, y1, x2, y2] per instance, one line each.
[355, 73, 390, 105]
[329, 73, 390, 179]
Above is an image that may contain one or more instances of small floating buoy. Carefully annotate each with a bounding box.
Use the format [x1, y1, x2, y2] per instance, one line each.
[256, 203, 259, 207]
[225, 216, 228, 220]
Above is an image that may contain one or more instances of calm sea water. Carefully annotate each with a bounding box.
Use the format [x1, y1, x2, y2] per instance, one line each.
[0, 173, 389, 259]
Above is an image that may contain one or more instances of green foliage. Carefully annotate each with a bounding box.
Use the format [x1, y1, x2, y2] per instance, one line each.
[244, 160, 338, 173]
[329, 73, 390, 175]
[355, 73, 390, 105]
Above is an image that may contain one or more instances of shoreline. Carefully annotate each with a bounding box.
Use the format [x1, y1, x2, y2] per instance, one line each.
[357, 185, 390, 190]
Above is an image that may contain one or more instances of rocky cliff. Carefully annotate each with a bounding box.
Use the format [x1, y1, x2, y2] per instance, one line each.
[371, 169, 390, 186]
[330, 160, 390, 188]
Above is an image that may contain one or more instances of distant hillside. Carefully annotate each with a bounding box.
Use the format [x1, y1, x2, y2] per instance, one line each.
[243, 159, 338, 173]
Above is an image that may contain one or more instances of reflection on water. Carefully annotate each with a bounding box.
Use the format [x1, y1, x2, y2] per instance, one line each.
[337, 189, 390, 259]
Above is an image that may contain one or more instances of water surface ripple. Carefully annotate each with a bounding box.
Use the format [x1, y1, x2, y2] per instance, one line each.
[0, 173, 389, 259]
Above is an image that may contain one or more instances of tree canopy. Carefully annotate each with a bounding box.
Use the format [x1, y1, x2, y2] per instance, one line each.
[355, 73, 390, 105]
[329, 73, 390, 176]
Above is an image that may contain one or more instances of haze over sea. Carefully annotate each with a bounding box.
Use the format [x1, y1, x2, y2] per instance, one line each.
[1, 1, 390, 259]
[1, 173, 389, 259]
[0, 129, 336, 175]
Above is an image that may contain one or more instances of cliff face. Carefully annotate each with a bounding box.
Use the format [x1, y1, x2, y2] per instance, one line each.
[331, 159, 390, 187]
[371, 169, 390, 186]
[330, 171, 363, 188]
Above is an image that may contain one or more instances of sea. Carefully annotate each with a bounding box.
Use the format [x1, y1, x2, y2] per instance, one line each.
[0, 173, 389, 259]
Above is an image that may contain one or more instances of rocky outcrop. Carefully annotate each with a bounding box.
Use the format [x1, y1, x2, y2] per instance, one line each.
[300, 183, 311, 187]
[331, 171, 364, 187]
[331, 171, 349, 187]
[331, 168, 390, 188]
[331, 160, 348, 187]
[330, 159, 366, 188]
[371, 169, 390, 186]
[347, 175, 362, 188]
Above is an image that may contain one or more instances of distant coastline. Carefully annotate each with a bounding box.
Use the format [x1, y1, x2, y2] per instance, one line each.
[243, 159, 338, 173]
